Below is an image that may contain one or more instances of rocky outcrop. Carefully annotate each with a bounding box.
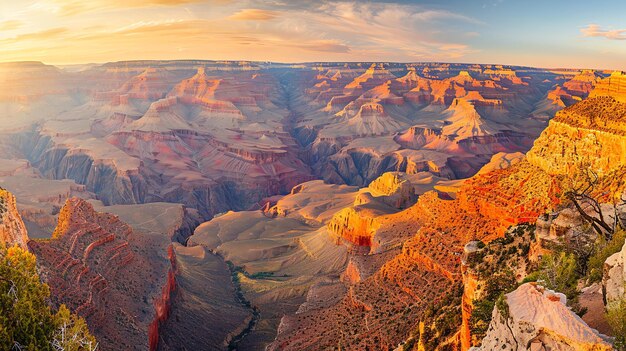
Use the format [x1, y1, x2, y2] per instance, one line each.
[327, 206, 382, 247]
[563, 70, 599, 97]
[460, 241, 483, 351]
[589, 71, 626, 103]
[28, 198, 172, 350]
[603, 237, 626, 303]
[0, 189, 29, 249]
[366, 172, 416, 208]
[472, 283, 612, 351]
[526, 96, 626, 176]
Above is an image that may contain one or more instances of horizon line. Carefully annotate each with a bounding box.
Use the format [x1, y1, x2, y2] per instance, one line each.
[0, 58, 621, 73]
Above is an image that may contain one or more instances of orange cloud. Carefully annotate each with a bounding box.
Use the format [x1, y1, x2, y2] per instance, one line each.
[45, 0, 220, 16]
[0, 1, 483, 64]
[581, 24, 626, 40]
[1, 27, 69, 43]
[228, 9, 280, 21]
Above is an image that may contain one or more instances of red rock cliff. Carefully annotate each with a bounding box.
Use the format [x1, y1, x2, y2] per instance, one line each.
[29, 198, 172, 351]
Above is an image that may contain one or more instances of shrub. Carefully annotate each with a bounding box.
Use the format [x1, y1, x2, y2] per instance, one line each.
[495, 293, 510, 321]
[607, 298, 626, 351]
[0, 246, 96, 350]
[534, 252, 579, 300]
[587, 229, 626, 283]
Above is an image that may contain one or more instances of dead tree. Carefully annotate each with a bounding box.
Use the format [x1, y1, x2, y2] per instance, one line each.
[565, 169, 615, 241]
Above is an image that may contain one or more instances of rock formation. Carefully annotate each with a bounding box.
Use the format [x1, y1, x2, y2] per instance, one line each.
[157, 244, 253, 350]
[603, 237, 626, 303]
[28, 198, 173, 350]
[0, 188, 29, 249]
[0, 60, 616, 350]
[589, 71, 626, 103]
[472, 283, 612, 351]
[366, 172, 416, 208]
[526, 95, 626, 176]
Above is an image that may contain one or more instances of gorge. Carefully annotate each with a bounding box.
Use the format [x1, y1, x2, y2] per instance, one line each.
[1, 60, 625, 350]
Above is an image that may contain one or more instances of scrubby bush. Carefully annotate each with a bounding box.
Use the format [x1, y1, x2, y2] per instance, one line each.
[532, 252, 579, 299]
[587, 229, 626, 283]
[524, 251, 587, 315]
[0, 246, 96, 350]
[606, 298, 626, 351]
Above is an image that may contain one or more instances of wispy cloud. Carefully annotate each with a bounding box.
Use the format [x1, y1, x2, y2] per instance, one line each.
[0, 20, 24, 31]
[581, 24, 626, 40]
[1, 27, 69, 43]
[0, 1, 482, 63]
[35, 0, 220, 16]
[229, 9, 280, 21]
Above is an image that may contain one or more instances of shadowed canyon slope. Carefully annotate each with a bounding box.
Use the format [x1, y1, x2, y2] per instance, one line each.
[2, 61, 625, 351]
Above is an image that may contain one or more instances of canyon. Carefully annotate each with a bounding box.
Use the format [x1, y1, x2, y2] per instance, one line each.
[1, 60, 625, 350]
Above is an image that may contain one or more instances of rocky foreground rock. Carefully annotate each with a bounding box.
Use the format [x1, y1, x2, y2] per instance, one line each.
[472, 283, 612, 351]
[604, 237, 626, 304]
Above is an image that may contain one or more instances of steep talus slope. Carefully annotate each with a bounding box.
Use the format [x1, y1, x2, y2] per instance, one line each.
[0, 188, 29, 249]
[28, 198, 173, 350]
[89, 201, 202, 244]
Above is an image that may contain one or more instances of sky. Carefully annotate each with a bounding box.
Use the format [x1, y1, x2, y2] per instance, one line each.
[0, 0, 624, 69]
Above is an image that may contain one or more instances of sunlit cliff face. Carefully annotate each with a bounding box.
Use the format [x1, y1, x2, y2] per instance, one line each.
[0, 0, 625, 69]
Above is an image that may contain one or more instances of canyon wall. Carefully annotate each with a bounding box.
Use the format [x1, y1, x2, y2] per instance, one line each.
[29, 198, 173, 350]
[527, 97, 626, 176]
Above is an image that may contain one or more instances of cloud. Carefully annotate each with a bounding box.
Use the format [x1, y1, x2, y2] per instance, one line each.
[38, 0, 219, 16]
[1, 27, 69, 43]
[280, 2, 480, 60]
[581, 24, 626, 40]
[0, 0, 482, 63]
[410, 10, 484, 24]
[229, 9, 280, 21]
[0, 20, 24, 31]
[291, 39, 351, 53]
